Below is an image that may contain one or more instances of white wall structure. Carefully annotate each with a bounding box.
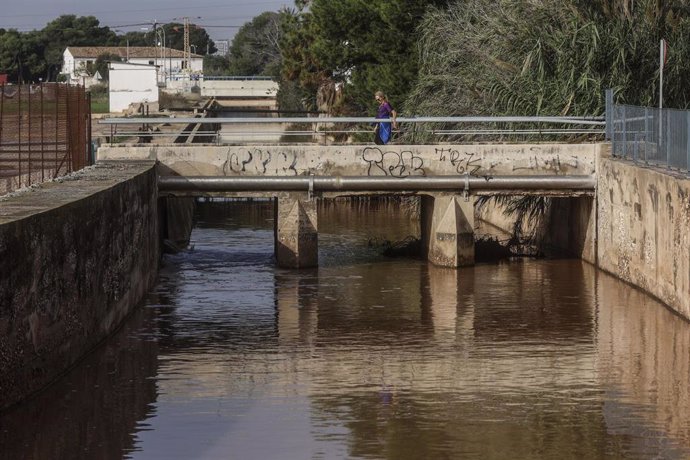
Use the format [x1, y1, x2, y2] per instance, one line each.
[200, 79, 278, 98]
[62, 47, 203, 85]
[108, 62, 159, 112]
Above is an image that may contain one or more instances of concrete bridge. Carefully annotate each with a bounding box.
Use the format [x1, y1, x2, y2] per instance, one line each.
[98, 142, 601, 269]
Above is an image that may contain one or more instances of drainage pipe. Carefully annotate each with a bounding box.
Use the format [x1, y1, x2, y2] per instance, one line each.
[159, 175, 596, 192]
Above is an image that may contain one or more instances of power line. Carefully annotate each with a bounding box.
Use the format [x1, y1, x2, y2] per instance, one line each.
[1, 1, 291, 19]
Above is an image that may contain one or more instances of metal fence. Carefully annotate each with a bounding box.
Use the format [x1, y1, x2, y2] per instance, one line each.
[607, 89, 690, 172]
[0, 83, 92, 194]
[99, 115, 605, 146]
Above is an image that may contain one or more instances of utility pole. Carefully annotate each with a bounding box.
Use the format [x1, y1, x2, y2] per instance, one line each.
[183, 17, 190, 72]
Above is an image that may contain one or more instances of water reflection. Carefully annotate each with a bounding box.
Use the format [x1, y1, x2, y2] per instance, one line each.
[0, 307, 159, 460]
[2, 199, 690, 459]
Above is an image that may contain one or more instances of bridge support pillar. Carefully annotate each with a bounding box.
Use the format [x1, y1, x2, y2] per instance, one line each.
[275, 194, 318, 268]
[421, 194, 475, 267]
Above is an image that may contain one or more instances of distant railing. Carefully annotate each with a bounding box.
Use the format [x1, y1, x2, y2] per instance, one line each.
[99, 115, 605, 145]
[606, 88, 690, 173]
[0, 83, 92, 195]
[202, 76, 275, 81]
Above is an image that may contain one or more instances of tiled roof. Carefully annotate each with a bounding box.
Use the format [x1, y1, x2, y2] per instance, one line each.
[66, 46, 202, 59]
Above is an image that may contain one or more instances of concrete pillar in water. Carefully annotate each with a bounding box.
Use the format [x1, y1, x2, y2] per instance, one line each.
[158, 196, 195, 252]
[275, 193, 318, 268]
[421, 194, 475, 267]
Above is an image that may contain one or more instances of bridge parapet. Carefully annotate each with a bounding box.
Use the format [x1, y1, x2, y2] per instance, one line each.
[98, 143, 600, 179]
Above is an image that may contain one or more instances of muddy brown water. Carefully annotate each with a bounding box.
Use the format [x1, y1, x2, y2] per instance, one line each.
[1, 199, 690, 460]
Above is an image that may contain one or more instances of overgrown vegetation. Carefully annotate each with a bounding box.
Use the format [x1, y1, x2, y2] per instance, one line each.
[407, 0, 690, 118]
[279, 0, 450, 115]
[88, 83, 109, 113]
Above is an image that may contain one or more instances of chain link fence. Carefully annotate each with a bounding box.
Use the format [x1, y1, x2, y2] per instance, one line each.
[607, 89, 690, 172]
[0, 83, 92, 195]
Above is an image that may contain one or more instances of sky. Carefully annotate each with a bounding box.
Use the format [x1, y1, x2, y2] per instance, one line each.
[1, 0, 294, 44]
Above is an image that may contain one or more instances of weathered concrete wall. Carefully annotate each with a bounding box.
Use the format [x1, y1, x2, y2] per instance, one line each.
[0, 162, 159, 410]
[476, 194, 597, 264]
[544, 197, 596, 262]
[597, 153, 690, 319]
[477, 196, 596, 263]
[200, 79, 278, 98]
[97, 143, 597, 178]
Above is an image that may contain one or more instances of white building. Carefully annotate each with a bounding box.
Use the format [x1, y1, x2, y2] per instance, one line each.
[108, 62, 158, 112]
[213, 40, 230, 57]
[62, 46, 203, 85]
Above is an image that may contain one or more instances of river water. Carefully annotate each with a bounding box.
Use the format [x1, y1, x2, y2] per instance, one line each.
[2, 200, 690, 460]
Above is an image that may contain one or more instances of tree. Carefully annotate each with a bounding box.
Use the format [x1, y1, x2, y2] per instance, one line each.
[0, 29, 47, 83]
[163, 23, 216, 55]
[227, 12, 283, 77]
[279, 0, 450, 114]
[85, 53, 122, 81]
[203, 54, 230, 76]
[39, 15, 119, 81]
[117, 31, 150, 47]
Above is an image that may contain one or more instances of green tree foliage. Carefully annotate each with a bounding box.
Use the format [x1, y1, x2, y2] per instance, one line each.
[85, 53, 122, 80]
[40, 15, 119, 81]
[228, 12, 283, 77]
[203, 55, 230, 76]
[0, 29, 42, 83]
[0, 15, 217, 83]
[117, 23, 216, 55]
[280, 0, 450, 114]
[117, 31, 150, 47]
[407, 0, 690, 117]
[0, 15, 118, 82]
[163, 23, 216, 55]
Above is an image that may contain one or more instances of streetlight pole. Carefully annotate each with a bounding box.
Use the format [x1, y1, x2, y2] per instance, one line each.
[150, 20, 168, 84]
[158, 26, 167, 82]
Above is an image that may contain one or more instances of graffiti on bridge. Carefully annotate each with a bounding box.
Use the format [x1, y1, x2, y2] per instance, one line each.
[217, 145, 587, 178]
[511, 153, 579, 172]
[223, 148, 299, 175]
[362, 147, 426, 177]
[435, 148, 482, 176]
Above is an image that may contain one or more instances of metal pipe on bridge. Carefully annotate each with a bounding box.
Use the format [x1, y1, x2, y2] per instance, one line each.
[159, 175, 596, 192]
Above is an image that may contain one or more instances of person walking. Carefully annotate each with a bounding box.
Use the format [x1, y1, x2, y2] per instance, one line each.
[374, 91, 398, 145]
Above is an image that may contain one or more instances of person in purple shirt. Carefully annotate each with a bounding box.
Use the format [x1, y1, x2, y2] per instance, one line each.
[374, 91, 398, 145]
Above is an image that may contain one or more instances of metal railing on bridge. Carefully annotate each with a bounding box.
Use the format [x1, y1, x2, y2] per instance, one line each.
[99, 115, 605, 145]
[606, 88, 690, 173]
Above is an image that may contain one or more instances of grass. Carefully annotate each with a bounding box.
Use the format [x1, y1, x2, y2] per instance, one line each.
[91, 97, 109, 114]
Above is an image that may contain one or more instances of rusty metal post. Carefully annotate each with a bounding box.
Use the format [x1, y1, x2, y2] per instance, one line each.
[55, 83, 60, 175]
[28, 83, 32, 186]
[40, 83, 45, 181]
[87, 90, 92, 165]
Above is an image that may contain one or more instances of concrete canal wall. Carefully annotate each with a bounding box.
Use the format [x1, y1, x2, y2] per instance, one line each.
[597, 153, 690, 319]
[475, 146, 690, 320]
[0, 162, 159, 410]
